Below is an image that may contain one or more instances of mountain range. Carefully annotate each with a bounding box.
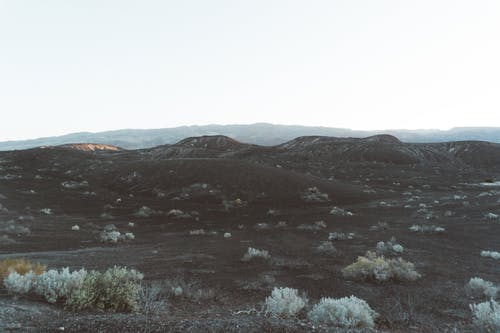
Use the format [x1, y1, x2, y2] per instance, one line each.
[2, 123, 500, 151]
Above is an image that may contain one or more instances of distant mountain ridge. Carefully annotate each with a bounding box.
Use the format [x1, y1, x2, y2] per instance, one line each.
[2, 123, 500, 151]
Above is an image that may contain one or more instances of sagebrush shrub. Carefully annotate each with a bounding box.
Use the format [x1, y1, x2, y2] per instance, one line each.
[242, 247, 270, 261]
[0, 258, 45, 279]
[470, 299, 500, 332]
[263, 287, 307, 317]
[307, 296, 378, 328]
[34, 268, 88, 303]
[3, 271, 36, 294]
[65, 266, 144, 312]
[342, 251, 420, 282]
[481, 251, 500, 260]
[467, 277, 498, 299]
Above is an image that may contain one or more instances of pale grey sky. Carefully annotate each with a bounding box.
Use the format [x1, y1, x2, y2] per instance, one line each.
[1, 1, 499, 141]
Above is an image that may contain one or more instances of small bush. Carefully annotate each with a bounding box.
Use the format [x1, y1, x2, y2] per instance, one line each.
[307, 296, 378, 328]
[481, 251, 500, 260]
[0, 258, 45, 279]
[242, 247, 270, 262]
[315, 241, 337, 255]
[330, 206, 353, 216]
[302, 187, 329, 202]
[71, 225, 80, 231]
[467, 277, 498, 299]
[328, 232, 355, 241]
[297, 220, 326, 231]
[470, 299, 500, 332]
[342, 251, 420, 282]
[65, 266, 144, 312]
[409, 224, 445, 233]
[263, 287, 307, 317]
[375, 237, 404, 255]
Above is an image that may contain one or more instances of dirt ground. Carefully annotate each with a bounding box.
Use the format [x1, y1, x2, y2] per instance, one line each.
[1, 139, 499, 332]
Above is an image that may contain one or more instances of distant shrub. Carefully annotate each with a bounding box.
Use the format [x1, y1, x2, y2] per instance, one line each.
[297, 220, 326, 231]
[467, 277, 498, 299]
[328, 232, 355, 241]
[224, 232, 232, 238]
[375, 237, 404, 255]
[65, 266, 143, 312]
[481, 251, 500, 260]
[470, 299, 500, 332]
[302, 187, 329, 202]
[342, 251, 420, 282]
[124, 232, 135, 240]
[242, 247, 270, 262]
[0, 258, 45, 279]
[307, 296, 378, 328]
[485, 213, 499, 220]
[263, 287, 307, 317]
[134, 206, 162, 218]
[71, 225, 80, 231]
[100, 230, 123, 243]
[409, 224, 445, 233]
[369, 221, 389, 231]
[330, 206, 353, 216]
[315, 241, 337, 255]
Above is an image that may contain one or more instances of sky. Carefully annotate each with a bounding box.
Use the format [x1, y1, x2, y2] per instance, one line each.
[1, 1, 499, 141]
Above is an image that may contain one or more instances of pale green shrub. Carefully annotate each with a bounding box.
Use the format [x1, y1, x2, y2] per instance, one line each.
[470, 299, 500, 332]
[263, 287, 307, 317]
[467, 277, 498, 299]
[307, 296, 378, 328]
[65, 266, 143, 312]
[3, 271, 36, 294]
[34, 268, 88, 303]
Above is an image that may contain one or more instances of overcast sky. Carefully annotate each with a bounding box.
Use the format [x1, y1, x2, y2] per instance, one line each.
[1, 1, 499, 141]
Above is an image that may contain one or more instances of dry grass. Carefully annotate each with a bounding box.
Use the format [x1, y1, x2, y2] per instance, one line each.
[0, 258, 46, 279]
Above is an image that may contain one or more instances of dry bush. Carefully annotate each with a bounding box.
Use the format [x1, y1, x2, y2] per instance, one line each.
[342, 251, 421, 282]
[0, 258, 45, 279]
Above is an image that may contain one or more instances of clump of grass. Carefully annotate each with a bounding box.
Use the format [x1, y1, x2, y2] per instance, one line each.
[0, 258, 45, 279]
[342, 251, 420, 282]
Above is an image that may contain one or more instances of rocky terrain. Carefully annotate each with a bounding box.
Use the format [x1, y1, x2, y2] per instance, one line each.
[1, 135, 499, 332]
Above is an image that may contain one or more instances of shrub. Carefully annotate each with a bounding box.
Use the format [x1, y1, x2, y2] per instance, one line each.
[375, 237, 404, 255]
[3, 271, 36, 294]
[481, 251, 500, 260]
[224, 232, 232, 238]
[307, 296, 378, 328]
[71, 225, 80, 231]
[315, 241, 337, 255]
[302, 187, 329, 202]
[467, 277, 498, 299]
[34, 268, 88, 303]
[342, 251, 420, 282]
[470, 299, 500, 332]
[263, 287, 307, 317]
[242, 247, 270, 262]
[328, 232, 355, 241]
[65, 266, 144, 312]
[125, 232, 135, 240]
[409, 224, 445, 233]
[330, 206, 353, 216]
[0, 258, 45, 279]
[297, 221, 327, 231]
[100, 230, 123, 243]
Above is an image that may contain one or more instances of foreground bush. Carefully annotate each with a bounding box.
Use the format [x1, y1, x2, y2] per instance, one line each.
[0, 258, 45, 279]
[3, 271, 37, 294]
[34, 268, 88, 303]
[65, 266, 144, 312]
[263, 287, 307, 317]
[470, 299, 500, 332]
[307, 296, 378, 328]
[342, 251, 420, 282]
